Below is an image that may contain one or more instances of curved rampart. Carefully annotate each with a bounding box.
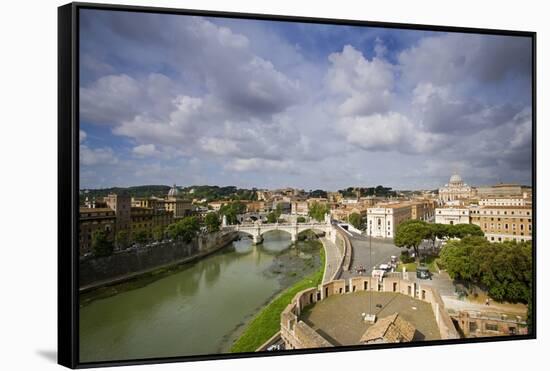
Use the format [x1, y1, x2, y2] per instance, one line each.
[280, 276, 459, 350]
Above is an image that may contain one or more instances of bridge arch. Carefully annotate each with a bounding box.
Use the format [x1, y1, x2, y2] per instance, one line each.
[229, 221, 333, 245]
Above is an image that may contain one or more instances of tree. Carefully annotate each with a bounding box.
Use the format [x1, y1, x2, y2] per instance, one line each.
[394, 220, 430, 261]
[92, 230, 114, 257]
[348, 213, 364, 230]
[309, 189, 327, 198]
[297, 216, 306, 223]
[152, 225, 165, 241]
[266, 212, 277, 223]
[448, 223, 484, 239]
[308, 202, 329, 222]
[275, 203, 283, 217]
[115, 230, 130, 250]
[440, 237, 532, 303]
[426, 223, 449, 247]
[133, 229, 149, 244]
[204, 212, 221, 233]
[166, 216, 201, 243]
[219, 202, 246, 225]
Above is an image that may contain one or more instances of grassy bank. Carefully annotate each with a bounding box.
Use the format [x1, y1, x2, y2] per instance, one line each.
[230, 243, 325, 353]
[397, 255, 438, 273]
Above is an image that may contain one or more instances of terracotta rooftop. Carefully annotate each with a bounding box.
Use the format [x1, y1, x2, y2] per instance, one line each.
[360, 313, 416, 344]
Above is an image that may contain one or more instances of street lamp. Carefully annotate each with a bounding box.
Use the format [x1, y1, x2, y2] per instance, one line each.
[364, 225, 376, 324]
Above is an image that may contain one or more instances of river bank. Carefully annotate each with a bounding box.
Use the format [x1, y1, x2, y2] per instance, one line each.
[229, 240, 325, 353]
[79, 231, 323, 362]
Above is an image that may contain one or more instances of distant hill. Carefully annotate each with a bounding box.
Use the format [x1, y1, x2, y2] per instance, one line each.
[80, 184, 258, 204]
[80, 185, 171, 203]
[181, 185, 257, 202]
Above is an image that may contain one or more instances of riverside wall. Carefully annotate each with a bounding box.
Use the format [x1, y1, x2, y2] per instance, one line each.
[79, 231, 238, 291]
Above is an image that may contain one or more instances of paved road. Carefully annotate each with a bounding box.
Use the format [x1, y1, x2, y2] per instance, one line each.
[340, 233, 402, 279]
[320, 237, 343, 283]
[406, 271, 456, 297]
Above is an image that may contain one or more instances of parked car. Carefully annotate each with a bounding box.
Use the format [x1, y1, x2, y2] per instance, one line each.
[267, 343, 283, 351]
[379, 263, 391, 272]
[416, 265, 431, 279]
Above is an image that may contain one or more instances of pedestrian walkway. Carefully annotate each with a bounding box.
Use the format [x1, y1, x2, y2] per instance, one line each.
[320, 237, 343, 284]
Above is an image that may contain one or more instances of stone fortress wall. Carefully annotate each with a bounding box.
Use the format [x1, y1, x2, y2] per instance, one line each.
[280, 276, 459, 350]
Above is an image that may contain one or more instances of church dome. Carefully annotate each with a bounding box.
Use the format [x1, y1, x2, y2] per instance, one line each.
[449, 173, 463, 184]
[168, 184, 180, 197]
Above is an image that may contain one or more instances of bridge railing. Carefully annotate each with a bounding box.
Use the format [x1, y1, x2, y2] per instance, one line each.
[228, 222, 328, 228]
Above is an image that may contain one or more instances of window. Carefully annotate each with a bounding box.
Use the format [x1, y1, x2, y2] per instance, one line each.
[485, 323, 499, 332]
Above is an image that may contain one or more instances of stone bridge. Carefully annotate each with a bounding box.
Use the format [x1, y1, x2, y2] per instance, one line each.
[223, 213, 335, 244]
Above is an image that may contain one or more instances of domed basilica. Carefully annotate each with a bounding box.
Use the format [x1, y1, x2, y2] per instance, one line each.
[438, 173, 473, 204]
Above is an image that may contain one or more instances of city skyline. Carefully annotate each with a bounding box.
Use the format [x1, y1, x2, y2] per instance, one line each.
[80, 9, 533, 190]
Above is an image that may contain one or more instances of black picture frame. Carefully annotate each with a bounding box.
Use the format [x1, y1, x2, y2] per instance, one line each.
[58, 2, 537, 368]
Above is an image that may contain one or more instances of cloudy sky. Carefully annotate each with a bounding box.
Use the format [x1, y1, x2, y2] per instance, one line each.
[79, 9, 533, 191]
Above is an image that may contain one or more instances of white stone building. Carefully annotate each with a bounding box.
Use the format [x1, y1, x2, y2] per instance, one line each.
[438, 173, 473, 204]
[434, 207, 470, 225]
[366, 204, 412, 238]
[478, 197, 530, 207]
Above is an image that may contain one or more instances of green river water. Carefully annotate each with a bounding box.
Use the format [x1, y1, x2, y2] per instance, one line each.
[79, 231, 322, 363]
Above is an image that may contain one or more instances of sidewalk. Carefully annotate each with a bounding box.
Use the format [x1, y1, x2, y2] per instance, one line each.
[320, 237, 343, 284]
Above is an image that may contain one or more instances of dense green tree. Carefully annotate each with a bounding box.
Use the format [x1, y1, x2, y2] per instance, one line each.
[204, 212, 221, 233]
[297, 216, 306, 223]
[440, 237, 532, 303]
[348, 213, 364, 230]
[275, 203, 283, 216]
[448, 223, 484, 239]
[166, 216, 201, 243]
[309, 189, 327, 198]
[133, 229, 149, 244]
[115, 230, 130, 250]
[426, 223, 449, 247]
[266, 212, 278, 223]
[152, 225, 165, 241]
[92, 230, 114, 257]
[308, 202, 329, 222]
[394, 219, 431, 260]
[219, 202, 247, 225]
